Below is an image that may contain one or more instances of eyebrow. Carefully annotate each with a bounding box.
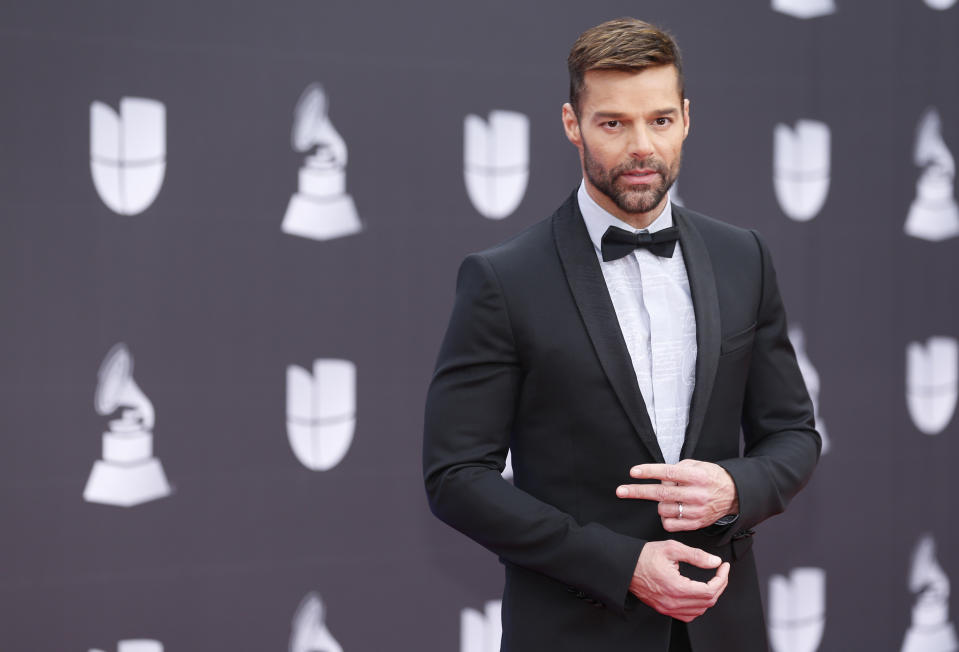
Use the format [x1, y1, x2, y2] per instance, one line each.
[592, 107, 680, 120]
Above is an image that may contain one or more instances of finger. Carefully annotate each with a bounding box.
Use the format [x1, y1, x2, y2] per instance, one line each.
[630, 463, 685, 482]
[706, 562, 731, 596]
[661, 517, 704, 532]
[665, 542, 722, 570]
[616, 483, 691, 503]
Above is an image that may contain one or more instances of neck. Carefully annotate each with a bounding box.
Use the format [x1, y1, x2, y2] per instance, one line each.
[582, 179, 668, 230]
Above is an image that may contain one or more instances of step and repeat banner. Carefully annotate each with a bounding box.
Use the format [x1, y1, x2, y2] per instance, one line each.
[1, 0, 957, 649]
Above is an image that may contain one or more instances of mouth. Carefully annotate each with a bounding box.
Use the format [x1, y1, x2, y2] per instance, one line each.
[617, 169, 660, 185]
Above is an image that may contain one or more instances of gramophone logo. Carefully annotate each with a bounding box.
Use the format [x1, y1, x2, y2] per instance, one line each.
[84, 343, 171, 507]
[90, 97, 166, 216]
[461, 600, 502, 652]
[906, 336, 958, 435]
[904, 108, 959, 242]
[90, 639, 163, 652]
[464, 110, 529, 220]
[282, 83, 362, 241]
[774, 120, 831, 221]
[901, 534, 958, 652]
[286, 359, 356, 471]
[925, 0, 956, 10]
[789, 327, 830, 454]
[771, 0, 836, 18]
[768, 567, 826, 652]
[290, 591, 343, 652]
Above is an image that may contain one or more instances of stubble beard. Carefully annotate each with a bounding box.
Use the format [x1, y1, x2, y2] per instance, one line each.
[582, 137, 681, 216]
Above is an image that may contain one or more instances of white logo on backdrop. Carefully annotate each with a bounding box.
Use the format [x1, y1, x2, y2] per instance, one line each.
[768, 567, 826, 652]
[464, 110, 529, 220]
[461, 600, 502, 652]
[789, 327, 830, 453]
[771, 0, 836, 18]
[502, 450, 514, 481]
[282, 83, 362, 241]
[773, 120, 831, 221]
[904, 108, 959, 242]
[906, 337, 958, 435]
[290, 592, 343, 652]
[287, 359, 356, 471]
[925, 0, 957, 10]
[902, 534, 958, 652]
[84, 343, 171, 507]
[90, 97, 166, 216]
[90, 639, 163, 652]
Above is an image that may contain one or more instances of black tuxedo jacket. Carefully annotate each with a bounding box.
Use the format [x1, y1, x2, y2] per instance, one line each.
[423, 192, 821, 651]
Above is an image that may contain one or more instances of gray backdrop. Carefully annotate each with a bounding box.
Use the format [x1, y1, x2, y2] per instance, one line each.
[1, 0, 958, 649]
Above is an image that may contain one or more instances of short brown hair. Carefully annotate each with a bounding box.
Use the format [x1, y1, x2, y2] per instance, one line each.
[567, 17, 684, 114]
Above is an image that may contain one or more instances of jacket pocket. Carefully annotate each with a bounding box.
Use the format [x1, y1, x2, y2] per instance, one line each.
[720, 322, 757, 356]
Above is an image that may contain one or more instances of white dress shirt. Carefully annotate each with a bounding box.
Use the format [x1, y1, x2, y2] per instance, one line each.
[577, 181, 697, 464]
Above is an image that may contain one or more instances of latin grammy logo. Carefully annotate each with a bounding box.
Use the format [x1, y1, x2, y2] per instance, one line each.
[904, 108, 959, 242]
[768, 567, 826, 652]
[463, 110, 529, 220]
[290, 591, 343, 652]
[90, 639, 163, 652]
[83, 343, 171, 507]
[906, 336, 958, 436]
[286, 359, 356, 471]
[90, 97, 166, 216]
[924, 0, 957, 10]
[460, 600, 502, 652]
[773, 120, 831, 222]
[771, 0, 836, 19]
[789, 327, 830, 454]
[901, 534, 958, 652]
[282, 83, 362, 241]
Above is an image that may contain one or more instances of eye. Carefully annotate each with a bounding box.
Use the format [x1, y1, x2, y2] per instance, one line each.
[603, 120, 621, 129]
[653, 117, 672, 127]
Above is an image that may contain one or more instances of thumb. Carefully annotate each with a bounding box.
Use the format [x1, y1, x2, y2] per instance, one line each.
[667, 542, 722, 569]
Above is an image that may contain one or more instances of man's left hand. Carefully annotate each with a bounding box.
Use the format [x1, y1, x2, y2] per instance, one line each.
[615, 460, 739, 532]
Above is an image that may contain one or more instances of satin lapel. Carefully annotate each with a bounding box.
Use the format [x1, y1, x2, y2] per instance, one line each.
[673, 207, 721, 458]
[552, 194, 664, 463]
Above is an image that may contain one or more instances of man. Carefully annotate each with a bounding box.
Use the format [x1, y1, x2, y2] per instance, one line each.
[423, 17, 820, 652]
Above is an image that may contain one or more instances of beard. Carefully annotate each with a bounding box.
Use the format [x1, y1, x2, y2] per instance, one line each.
[582, 137, 681, 215]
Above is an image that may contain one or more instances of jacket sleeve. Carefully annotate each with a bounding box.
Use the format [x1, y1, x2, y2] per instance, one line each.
[716, 231, 822, 540]
[423, 253, 646, 614]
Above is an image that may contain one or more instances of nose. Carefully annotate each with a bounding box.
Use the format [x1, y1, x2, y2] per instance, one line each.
[628, 125, 654, 160]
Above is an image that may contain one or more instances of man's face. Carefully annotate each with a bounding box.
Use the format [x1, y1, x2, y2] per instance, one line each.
[562, 65, 690, 226]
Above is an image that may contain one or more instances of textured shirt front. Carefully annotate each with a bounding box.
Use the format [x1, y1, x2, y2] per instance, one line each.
[577, 181, 697, 464]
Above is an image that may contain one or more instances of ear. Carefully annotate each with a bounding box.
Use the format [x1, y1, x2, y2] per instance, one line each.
[682, 98, 691, 140]
[562, 103, 582, 148]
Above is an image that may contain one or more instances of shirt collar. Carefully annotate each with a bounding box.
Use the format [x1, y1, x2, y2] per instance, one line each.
[577, 179, 674, 254]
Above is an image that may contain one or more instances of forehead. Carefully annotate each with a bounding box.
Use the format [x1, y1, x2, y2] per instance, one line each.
[580, 65, 683, 115]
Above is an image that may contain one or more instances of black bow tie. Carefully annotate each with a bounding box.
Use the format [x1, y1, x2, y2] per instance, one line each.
[600, 225, 680, 261]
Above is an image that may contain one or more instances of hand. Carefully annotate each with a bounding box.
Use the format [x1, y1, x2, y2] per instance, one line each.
[630, 540, 730, 622]
[615, 459, 739, 532]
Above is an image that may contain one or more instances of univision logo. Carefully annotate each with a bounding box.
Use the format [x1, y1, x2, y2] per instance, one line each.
[461, 600, 502, 652]
[464, 110, 529, 220]
[773, 120, 831, 221]
[286, 359, 356, 471]
[906, 337, 958, 435]
[768, 567, 826, 652]
[901, 534, 958, 652]
[290, 591, 343, 652]
[90, 97, 166, 215]
[90, 640, 163, 652]
[789, 327, 830, 454]
[771, 0, 836, 18]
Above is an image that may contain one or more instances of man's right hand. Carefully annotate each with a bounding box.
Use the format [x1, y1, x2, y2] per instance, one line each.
[629, 540, 730, 622]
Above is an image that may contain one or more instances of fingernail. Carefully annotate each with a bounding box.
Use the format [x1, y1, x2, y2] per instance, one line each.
[630, 466, 642, 476]
[616, 486, 628, 497]
[710, 555, 721, 565]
